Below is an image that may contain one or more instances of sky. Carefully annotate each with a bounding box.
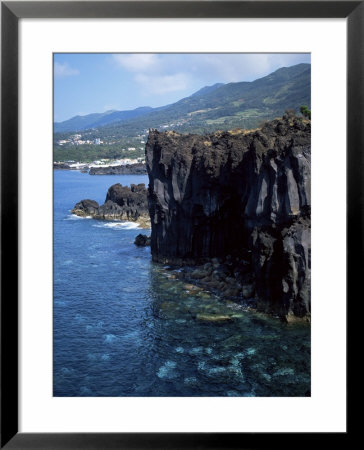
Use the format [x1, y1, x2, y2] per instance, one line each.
[54, 53, 311, 123]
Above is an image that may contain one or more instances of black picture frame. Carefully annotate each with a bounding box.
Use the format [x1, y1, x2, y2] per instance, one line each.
[1, 1, 358, 448]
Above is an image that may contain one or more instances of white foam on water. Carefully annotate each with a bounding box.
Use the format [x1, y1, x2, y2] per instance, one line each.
[92, 221, 141, 230]
[65, 214, 92, 220]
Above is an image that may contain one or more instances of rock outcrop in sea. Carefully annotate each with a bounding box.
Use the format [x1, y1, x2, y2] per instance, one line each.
[72, 183, 150, 228]
[134, 234, 151, 246]
[146, 115, 311, 321]
[89, 163, 147, 175]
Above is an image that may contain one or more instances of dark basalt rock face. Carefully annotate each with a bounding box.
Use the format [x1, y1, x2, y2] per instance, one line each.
[89, 163, 147, 175]
[72, 199, 100, 214]
[146, 116, 311, 319]
[134, 234, 151, 246]
[54, 162, 72, 170]
[72, 183, 150, 228]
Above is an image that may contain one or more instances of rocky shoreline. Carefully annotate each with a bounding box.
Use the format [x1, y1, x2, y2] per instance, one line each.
[54, 162, 147, 175]
[146, 115, 311, 321]
[54, 162, 79, 170]
[157, 256, 308, 323]
[72, 183, 150, 228]
[89, 163, 147, 175]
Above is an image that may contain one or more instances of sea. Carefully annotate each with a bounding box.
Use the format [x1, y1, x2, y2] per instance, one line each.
[53, 169, 311, 397]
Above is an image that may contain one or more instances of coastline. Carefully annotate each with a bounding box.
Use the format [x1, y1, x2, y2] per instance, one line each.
[54, 162, 147, 175]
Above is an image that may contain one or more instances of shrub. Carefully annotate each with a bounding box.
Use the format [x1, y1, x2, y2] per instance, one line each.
[300, 105, 311, 119]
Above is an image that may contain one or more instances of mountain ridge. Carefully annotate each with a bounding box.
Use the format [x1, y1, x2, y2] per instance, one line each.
[54, 106, 155, 133]
[54, 63, 310, 135]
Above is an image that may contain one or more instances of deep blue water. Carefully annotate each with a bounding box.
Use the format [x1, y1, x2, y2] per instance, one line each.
[54, 170, 310, 397]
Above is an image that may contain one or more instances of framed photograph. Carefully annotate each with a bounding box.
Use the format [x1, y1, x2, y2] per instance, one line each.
[2, 1, 357, 448]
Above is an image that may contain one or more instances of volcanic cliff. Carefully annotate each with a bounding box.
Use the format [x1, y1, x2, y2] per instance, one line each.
[146, 115, 311, 320]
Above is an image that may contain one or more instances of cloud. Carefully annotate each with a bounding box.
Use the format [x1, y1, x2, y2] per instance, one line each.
[193, 54, 271, 82]
[112, 54, 159, 72]
[135, 73, 190, 95]
[112, 54, 192, 96]
[183, 53, 310, 83]
[113, 53, 309, 87]
[54, 62, 80, 77]
[109, 53, 310, 102]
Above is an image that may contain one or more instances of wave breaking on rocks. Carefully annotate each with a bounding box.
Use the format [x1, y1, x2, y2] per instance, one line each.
[71, 183, 151, 228]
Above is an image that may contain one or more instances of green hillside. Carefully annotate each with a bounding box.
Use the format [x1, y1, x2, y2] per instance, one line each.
[54, 63, 310, 162]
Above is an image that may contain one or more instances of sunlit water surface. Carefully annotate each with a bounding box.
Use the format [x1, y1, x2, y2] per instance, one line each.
[54, 170, 310, 397]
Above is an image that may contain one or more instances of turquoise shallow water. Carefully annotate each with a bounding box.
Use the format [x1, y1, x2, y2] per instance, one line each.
[53, 170, 310, 397]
